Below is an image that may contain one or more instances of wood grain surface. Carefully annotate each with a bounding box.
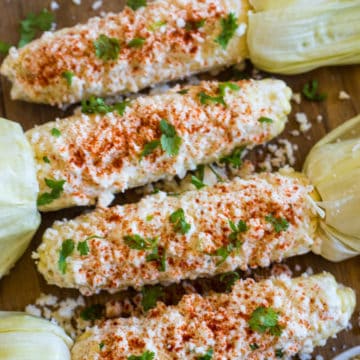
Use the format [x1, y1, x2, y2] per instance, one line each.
[0, 1, 359, 358]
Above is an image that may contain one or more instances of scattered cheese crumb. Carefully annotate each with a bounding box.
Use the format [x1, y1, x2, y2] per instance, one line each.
[295, 112, 312, 133]
[352, 142, 360, 153]
[50, 0, 60, 10]
[289, 129, 300, 137]
[294, 264, 302, 272]
[291, 93, 302, 105]
[72, 0, 81, 5]
[25, 304, 42, 317]
[339, 90, 351, 100]
[315, 356, 324, 360]
[92, 0, 102, 10]
[236, 23, 247, 37]
[316, 114, 323, 123]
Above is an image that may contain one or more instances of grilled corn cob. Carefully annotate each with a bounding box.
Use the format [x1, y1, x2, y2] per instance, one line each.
[27, 79, 291, 212]
[71, 272, 355, 360]
[35, 171, 318, 295]
[0, 0, 249, 106]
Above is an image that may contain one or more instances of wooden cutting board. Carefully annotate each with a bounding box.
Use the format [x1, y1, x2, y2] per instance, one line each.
[0, 1, 359, 358]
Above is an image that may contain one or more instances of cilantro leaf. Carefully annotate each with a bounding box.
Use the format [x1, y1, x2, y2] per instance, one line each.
[81, 96, 112, 114]
[62, 71, 74, 86]
[0, 41, 11, 55]
[208, 164, 224, 182]
[113, 100, 131, 116]
[185, 19, 205, 31]
[191, 175, 205, 189]
[198, 91, 226, 106]
[128, 351, 155, 360]
[51, 127, 61, 137]
[250, 343, 259, 351]
[43, 156, 50, 164]
[148, 20, 166, 31]
[215, 12, 238, 49]
[146, 246, 166, 272]
[218, 82, 240, 96]
[58, 239, 75, 274]
[177, 89, 189, 95]
[80, 304, 105, 321]
[169, 208, 191, 235]
[220, 146, 245, 169]
[140, 140, 161, 159]
[159, 119, 181, 156]
[94, 34, 120, 61]
[18, 9, 55, 48]
[141, 285, 163, 311]
[124, 234, 157, 250]
[197, 348, 213, 360]
[265, 214, 289, 233]
[127, 0, 147, 11]
[99, 342, 105, 350]
[302, 80, 327, 102]
[191, 165, 205, 189]
[128, 37, 145, 48]
[228, 219, 247, 247]
[77, 240, 90, 256]
[258, 117, 274, 124]
[219, 271, 240, 292]
[275, 349, 284, 358]
[212, 244, 234, 266]
[248, 306, 283, 336]
[37, 178, 65, 206]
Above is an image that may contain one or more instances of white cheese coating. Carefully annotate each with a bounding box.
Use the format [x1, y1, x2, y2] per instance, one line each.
[36, 172, 318, 295]
[71, 273, 356, 359]
[27, 79, 291, 212]
[1, 0, 249, 105]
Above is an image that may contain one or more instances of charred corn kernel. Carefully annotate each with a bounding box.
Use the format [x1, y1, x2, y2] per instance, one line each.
[35, 171, 318, 295]
[71, 273, 355, 360]
[27, 79, 291, 212]
[1, 0, 249, 106]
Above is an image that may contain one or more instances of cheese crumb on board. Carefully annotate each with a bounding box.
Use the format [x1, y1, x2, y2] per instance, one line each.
[339, 90, 351, 100]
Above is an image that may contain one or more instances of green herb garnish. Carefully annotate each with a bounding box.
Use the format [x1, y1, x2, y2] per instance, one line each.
[275, 349, 284, 358]
[37, 178, 65, 206]
[148, 20, 166, 31]
[140, 140, 161, 159]
[94, 34, 120, 61]
[198, 91, 226, 106]
[160, 119, 182, 156]
[265, 214, 289, 233]
[146, 247, 166, 272]
[212, 244, 234, 265]
[169, 208, 191, 234]
[43, 156, 50, 164]
[197, 348, 213, 360]
[81, 96, 112, 114]
[185, 19, 205, 31]
[177, 89, 189, 95]
[99, 342, 105, 350]
[58, 239, 75, 274]
[0, 41, 11, 55]
[51, 128, 61, 137]
[258, 117, 274, 124]
[191, 175, 205, 189]
[128, 37, 145, 48]
[123, 234, 157, 250]
[228, 219, 247, 247]
[62, 71, 74, 86]
[219, 271, 240, 292]
[250, 343, 259, 351]
[248, 306, 283, 336]
[127, 0, 147, 11]
[113, 100, 131, 116]
[220, 146, 245, 169]
[77, 240, 90, 256]
[141, 285, 163, 311]
[215, 12, 238, 49]
[18, 9, 54, 48]
[302, 80, 327, 101]
[80, 304, 105, 321]
[218, 82, 240, 96]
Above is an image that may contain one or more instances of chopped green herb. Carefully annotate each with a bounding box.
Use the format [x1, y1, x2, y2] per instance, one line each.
[258, 117, 274, 124]
[218, 82, 240, 96]
[248, 306, 283, 336]
[212, 243, 234, 265]
[275, 349, 284, 358]
[113, 100, 131, 116]
[146, 246, 166, 272]
[185, 19, 205, 31]
[18, 9, 55, 48]
[77, 240, 90, 256]
[81, 96, 112, 114]
[219, 271, 240, 292]
[197, 348, 213, 360]
[208, 164, 224, 182]
[191, 175, 205, 189]
[128, 37, 145, 48]
[128, 351, 155, 360]
[215, 12, 238, 49]
[249, 343, 259, 351]
[37, 178, 65, 206]
[58, 239, 75, 274]
[228, 219, 247, 247]
[146, 215, 154, 221]
[265, 214, 289, 233]
[198, 91, 226, 106]
[99, 342, 105, 350]
[126, 0, 147, 11]
[302, 80, 327, 101]
[169, 208, 191, 234]
[85, 235, 105, 240]
[43, 156, 50, 164]
[159, 119, 181, 156]
[149, 20, 167, 31]
[94, 34, 120, 61]
[0, 41, 11, 55]
[177, 89, 189, 95]
[220, 146, 245, 169]
[123, 234, 157, 250]
[141, 285, 163, 311]
[80, 304, 105, 321]
[62, 71, 74, 86]
[51, 128, 61, 137]
[140, 140, 160, 159]
[152, 187, 160, 194]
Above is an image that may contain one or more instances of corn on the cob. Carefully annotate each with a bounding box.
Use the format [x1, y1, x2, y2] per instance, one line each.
[35, 171, 318, 295]
[71, 272, 355, 360]
[27, 79, 291, 212]
[0, 0, 249, 106]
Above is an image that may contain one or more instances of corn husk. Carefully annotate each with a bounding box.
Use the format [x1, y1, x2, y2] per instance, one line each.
[248, 0, 360, 74]
[304, 115, 360, 261]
